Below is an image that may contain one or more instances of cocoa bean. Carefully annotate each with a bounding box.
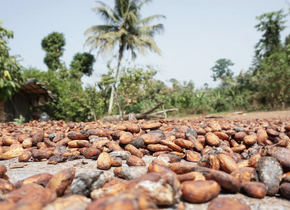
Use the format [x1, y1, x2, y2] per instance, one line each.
[97, 152, 112, 170]
[67, 131, 89, 140]
[124, 144, 143, 158]
[217, 154, 238, 173]
[230, 167, 255, 183]
[0, 178, 14, 194]
[46, 168, 75, 197]
[280, 182, 290, 199]
[18, 151, 32, 162]
[182, 180, 220, 203]
[119, 132, 133, 144]
[178, 172, 205, 182]
[0, 164, 7, 178]
[255, 156, 283, 196]
[240, 181, 267, 198]
[205, 132, 219, 146]
[15, 173, 53, 189]
[126, 155, 146, 166]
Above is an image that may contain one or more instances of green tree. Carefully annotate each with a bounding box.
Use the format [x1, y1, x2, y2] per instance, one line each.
[70, 52, 96, 80]
[84, 0, 165, 114]
[23, 67, 104, 122]
[211, 59, 234, 85]
[41, 32, 66, 71]
[0, 20, 24, 101]
[247, 10, 290, 109]
[254, 10, 288, 61]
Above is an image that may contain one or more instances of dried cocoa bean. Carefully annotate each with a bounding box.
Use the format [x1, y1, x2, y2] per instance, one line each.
[182, 180, 220, 203]
[97, 152, 112, 170]
[46, 168, 75, 197]
[240, 181, 267, 198]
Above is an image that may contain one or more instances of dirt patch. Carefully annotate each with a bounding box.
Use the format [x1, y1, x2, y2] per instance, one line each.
[184, 110, 290, 120]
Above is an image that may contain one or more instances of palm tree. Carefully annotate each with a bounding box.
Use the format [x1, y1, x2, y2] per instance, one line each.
[84, 0, 165, 114]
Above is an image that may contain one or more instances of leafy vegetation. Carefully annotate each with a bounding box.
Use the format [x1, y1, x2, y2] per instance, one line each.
[2, 6, 290, 122]
[41, 32, 66, 71]
[13, 115, 25, 124]
[0, 20, 24, 101]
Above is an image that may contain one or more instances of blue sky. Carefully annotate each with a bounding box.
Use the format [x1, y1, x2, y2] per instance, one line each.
[1, 0, 290, 88]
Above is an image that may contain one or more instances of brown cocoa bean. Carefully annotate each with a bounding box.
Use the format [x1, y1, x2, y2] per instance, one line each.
[186, 150, 201, 162]
[82, 148, 101, 159]
[231, 167, 255, 183]
[111, 157, 122, 167]
[174, 139, 194, 149]
[0, 178, 14, 194]
[119, 132, 133, 144]
[32, 130, 44, 145]
[18, 151, 32, 162]
[126, 124, 140, 133]
[240, 181, 267, 198]
[46, 168, 75, 197]
[217, 154, 238, 173]
[205, 132, 219, 146]
[161, 140, 182, 152]
[125, 144, 143, 158]
[15, 173, 53, 189]
[168, 162, 197, 174]
[0, 164, 7, 178]
[243, 135, 257, 146]
[97, 152, 112, 170]
[256, 129, 267, 144]
[280, 183, 290, 199]
[141, 123, 161, 130]
[126, 155, 146, 166]
[67, 131, 89, 140]
[147, 144, 172, 152]
[178, 172, 205, 182]
[182, 180, 220, 203]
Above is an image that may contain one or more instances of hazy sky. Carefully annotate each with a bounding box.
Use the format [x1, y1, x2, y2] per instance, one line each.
[1, 0, 290, 88]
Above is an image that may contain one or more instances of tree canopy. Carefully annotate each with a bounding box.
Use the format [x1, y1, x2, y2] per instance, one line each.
[211, 58, 234, 85]
[0, 20, 24, 101]
[41, 32, 66, 71]
[70, 52, 96, 80]
[84, 0, 165, 114]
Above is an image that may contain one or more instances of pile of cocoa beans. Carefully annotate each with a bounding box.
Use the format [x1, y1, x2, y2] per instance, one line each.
[1, 117, 290, 209]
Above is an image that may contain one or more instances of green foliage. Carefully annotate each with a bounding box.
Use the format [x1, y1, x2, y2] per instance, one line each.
[70, 52, 96, 80]
[11, 7, 290, 122]
[13, 115, 25, 124]
[85, 0, 165, 114]
[211, 59, 234, 85]
[23, 67, 105, 122]
[0, 20, 24, 101]
[41, 32, 66, 71]
[84, 0, 165, 59]
[255, 10, 288, 60]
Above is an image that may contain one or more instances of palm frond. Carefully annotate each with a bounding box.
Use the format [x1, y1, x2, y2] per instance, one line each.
[138, 35, 162, 55]
[115, 0, 127, 18]
[96, 1, 121, 22]
[127, 11, 138, 23]
[84, 25, 118, 36]
[137, 24, 165, 37]
[136, 15, 165, 26]
[85, 0, 164, 59]
[92, 6, 119, 24]
[137, 0, 153, 10]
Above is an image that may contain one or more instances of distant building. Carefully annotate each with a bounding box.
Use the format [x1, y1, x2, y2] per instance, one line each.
[0, 79, 55, 123]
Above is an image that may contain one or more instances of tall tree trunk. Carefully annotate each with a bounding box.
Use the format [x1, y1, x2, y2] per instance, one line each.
[108, 44, 124, 114]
